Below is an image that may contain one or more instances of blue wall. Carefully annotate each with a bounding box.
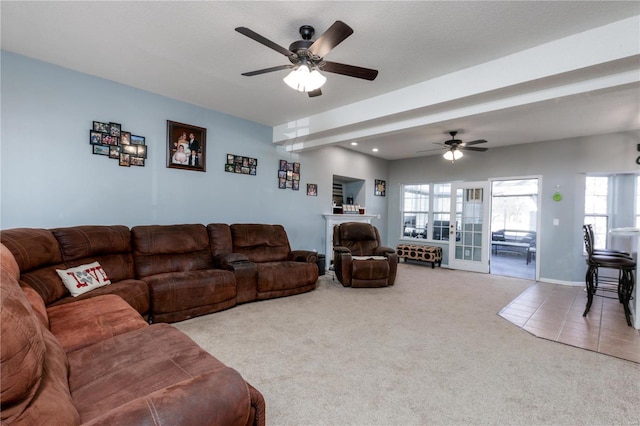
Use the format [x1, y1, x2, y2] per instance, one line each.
[0, 51, 389, 253]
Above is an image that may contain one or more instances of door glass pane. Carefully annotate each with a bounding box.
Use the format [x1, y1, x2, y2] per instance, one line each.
[455, 187, 484, 262]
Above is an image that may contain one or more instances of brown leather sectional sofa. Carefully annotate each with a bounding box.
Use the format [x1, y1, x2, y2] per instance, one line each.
[1, 222, 319, 425]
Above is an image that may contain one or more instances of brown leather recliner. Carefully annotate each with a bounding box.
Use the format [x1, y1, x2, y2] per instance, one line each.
[332, 222, 398, 288]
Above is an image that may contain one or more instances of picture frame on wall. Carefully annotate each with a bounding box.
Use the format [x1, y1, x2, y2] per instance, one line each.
[93, 121, 109, 133]
[375, 179, 386, 196]
[92, 144, 109, 156]
[166, 120, 206, 172]
[109, 122, 121, 137]
[307, 184, 318, 196]
[90, 131, 102, 145]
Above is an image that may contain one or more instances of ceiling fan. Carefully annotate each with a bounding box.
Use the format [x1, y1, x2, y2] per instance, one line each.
[235, 21, 378, 97]
[419, 131, 489, 162]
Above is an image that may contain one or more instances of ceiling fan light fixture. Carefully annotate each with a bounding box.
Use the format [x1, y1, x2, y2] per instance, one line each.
[443, 148, 463, 161]
[283, 64, 326, 92]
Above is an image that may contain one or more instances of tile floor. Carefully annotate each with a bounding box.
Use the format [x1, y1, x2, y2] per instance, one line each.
[499, 281, 640, 363]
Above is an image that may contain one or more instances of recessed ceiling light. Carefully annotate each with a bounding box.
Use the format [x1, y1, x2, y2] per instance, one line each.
[351, 142, 358, 146]
[372, 148, 379, 152]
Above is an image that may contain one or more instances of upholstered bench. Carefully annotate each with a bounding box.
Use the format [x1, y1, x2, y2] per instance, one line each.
[396, 244, 442, 269]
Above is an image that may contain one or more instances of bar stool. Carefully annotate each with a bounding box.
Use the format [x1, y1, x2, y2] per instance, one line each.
[582, 225, 636, 326]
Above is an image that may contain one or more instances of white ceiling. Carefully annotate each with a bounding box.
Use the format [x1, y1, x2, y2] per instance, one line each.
[2, 1, 639, 160]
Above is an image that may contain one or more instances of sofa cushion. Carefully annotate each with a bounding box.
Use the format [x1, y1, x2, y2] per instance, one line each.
[52, 225, 136, 283]
[132, 224, 214, 277]
[231, 224, 291, 263]
[1, 228, 68, 304]
[21, 285, 50, 329]
[256, 261, 318, 293]
[68, 323, 251, 425]
[143, 269, 237, 323]
[48, 294, 149, 353]
[56, 261, 111, 297]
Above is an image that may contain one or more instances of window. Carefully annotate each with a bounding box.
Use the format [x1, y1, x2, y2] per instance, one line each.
[584, 176, 608, 250]
[401, 183, 451, 240]
[402, 184, 429, 239]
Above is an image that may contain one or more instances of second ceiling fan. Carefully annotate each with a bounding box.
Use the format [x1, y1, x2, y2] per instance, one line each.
[235, 21, 378, 97]
[419, 131, 489, 162]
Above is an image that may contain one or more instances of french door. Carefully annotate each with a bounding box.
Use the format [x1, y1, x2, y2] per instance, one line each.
[448, 181, 490, 273]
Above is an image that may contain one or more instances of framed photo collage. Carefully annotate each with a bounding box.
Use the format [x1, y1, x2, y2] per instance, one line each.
[90, 121, 147, 167]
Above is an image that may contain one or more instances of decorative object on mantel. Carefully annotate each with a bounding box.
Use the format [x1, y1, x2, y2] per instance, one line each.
[166, 120, 206, 172]
[225, 154, 257, 175]
[91, 121, 147, 167]
[278, 160, 300, 190]
[342, 204, 361, 214]
[374, 179, 386, 196]
[307, 183, 317, 196]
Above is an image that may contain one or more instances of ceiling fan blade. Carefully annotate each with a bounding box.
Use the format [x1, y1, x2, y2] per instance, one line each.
[322, 61, 378, 81]
[463, 146, 489, 152]
[462, 139, 488, 146]
[308, 89, 322, 97]
[417, 147, 445, 153]
[308, 21, 353, 58]
[235, 27, 295, 57]
[241, 64, 294, 76]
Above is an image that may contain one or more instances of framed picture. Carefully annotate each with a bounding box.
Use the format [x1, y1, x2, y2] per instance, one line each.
[90, 130, 102, 145]
[109, 145, 120, 159]
[120, 131, 131, 145]
[109, 122, 121, 137]
[277, 160, 301, 190]
[92, 144, 109, 156]
[119, 153, 130, 167]
[225, 153, 258, 175]
[123, 144, 138, 155]
[137, 145, 147, 158]
[167, 120, 206, 172]
[375, 179, 386, 196]
[130, 157, 145, 166]
[131, 134, 145, 145]
[93, 121, 109, 133]
[307, 184, 317, 196]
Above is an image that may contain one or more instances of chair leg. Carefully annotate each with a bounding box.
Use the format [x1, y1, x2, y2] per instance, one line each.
[619, 268, 635, 327]
[583, 264, 596, 317]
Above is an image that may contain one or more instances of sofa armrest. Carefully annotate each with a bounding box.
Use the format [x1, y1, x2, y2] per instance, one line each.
[83, 369, 258, 426]
[375, 246, 396, 255]
[333, 246, 351, 255]
[213, 253, 250, 269]
[289, 250, 318, 263]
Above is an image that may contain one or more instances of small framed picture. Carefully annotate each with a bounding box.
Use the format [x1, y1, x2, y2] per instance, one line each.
[109, 122, 122, 137]
[279, 160, 287, 171]
[92, 144, 109, 156]
[109, 145, 120, 159]
[130, 157, 145, 166]
[137, 145, 147, 158]
[375, 179, 386, 196]
[123, 145, 137, 155]
[120, 131, 131, 145]
[167, 120, 206, 172]
[90, 130, 102, 145]
[93, 121, 109, 133]
[225, 164, 234, 173]
[227, 154, 235, 164]
[279, 178, 286, 189]
[131, 134, 145, 145]
[307, 184, 317, 196]
[119, 153, 130, 167]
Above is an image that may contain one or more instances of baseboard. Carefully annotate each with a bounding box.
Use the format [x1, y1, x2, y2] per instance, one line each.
[537, 277, 584, 287]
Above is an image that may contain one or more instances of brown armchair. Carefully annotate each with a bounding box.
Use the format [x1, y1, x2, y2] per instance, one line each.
[332, 222, 398, 287]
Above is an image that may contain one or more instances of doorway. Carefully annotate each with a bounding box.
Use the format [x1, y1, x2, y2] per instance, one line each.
[490, 178, 539, 280]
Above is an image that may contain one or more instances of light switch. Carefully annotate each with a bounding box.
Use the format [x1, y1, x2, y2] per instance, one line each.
[553, 218, 559, 226]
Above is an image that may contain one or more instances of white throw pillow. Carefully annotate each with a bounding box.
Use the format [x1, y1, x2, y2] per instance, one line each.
[56, 261, 111, 297]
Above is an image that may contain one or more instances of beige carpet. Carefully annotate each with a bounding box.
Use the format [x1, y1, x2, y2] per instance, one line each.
[174, 263, 640, 425]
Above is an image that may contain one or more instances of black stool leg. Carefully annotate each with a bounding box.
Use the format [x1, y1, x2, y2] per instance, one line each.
[619, 268, 635, 327]
[583, 264, 596, 317]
